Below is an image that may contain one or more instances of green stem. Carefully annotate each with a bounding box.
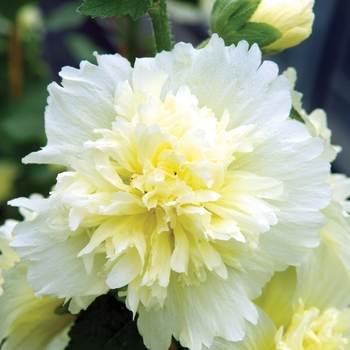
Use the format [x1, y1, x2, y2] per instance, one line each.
[148, 0, 172, 53]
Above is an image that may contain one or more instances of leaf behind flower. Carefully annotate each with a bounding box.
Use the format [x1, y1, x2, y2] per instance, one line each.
[65, 293, 146, 350]
[77, 0, 152, 21]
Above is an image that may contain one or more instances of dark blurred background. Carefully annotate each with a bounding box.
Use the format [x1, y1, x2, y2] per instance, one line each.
[0, 0, 349, 224]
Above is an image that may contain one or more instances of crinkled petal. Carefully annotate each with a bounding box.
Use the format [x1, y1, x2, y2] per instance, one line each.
[137, 35, 291, 131]
[205, 307, 277, 350]
[11, 216, 109, 311]
[23, 54, 133, 166]
[137, 268, 258, 350]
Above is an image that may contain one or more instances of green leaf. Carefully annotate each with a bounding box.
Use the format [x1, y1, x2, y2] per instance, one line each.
[2, 81, 48, 143]
[289, 106, 305, 124]
[222, 22, 282, 48]
[45, 2, 86, 32]
[66, 293, 147, 350]
[65, 33, 107, 62]
[77, 0, 152, 21]
[210, 0, 261, 34]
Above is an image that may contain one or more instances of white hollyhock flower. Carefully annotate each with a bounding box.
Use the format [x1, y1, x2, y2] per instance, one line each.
[10, 35, 330, 350]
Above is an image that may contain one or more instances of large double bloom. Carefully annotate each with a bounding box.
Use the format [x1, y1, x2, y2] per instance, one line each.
[10, 35, 330, 349]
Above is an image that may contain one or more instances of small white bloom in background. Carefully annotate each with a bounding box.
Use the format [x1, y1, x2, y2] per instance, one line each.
[17, 3, 44, 37]
[249, 0, 315, 52]
[9, 35, 331, 350]
[326, 174, 350, 215]
[284, 67, 341, 162]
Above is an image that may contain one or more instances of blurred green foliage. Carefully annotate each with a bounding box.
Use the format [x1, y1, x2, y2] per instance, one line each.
[0, 0, 107, 223]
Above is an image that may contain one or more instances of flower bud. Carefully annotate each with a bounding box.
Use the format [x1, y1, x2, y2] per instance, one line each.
[210, 0, 314, 54]
[249, 0, 314, 53]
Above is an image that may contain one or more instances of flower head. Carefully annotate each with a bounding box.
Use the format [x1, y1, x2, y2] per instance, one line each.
[10, 35, 330, 349]
[249, 0, 315, 52]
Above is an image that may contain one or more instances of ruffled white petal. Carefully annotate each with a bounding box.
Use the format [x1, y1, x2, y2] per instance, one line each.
[138, 36, 291, 131]
[23, 54, 133, 166]
[206, 307, 277, 350]
[11, 214, 109, 311]
[137, 269, 258, 350]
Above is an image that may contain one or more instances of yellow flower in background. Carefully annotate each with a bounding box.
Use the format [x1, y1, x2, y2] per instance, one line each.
[274, 243, 350, 349]
[249, 0, 315, 52]
[277, 299, 350, 350]
[0, 261, 75, 350]
[209, 241, 350, 349]
[9, 35, 331, 350]
[0, 220, 19, 295]
[0, 212, 75, 350]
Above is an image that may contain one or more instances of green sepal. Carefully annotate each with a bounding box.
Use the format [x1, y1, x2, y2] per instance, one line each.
[289, 106, 305, 124]
[210, 0, 282, 50]
[77, 0, 153, 21]
[210, 0, 262, 33]
[65, 293, 146, 350]
[222, 22, 282, 48]
[261, 48, 282, 56]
